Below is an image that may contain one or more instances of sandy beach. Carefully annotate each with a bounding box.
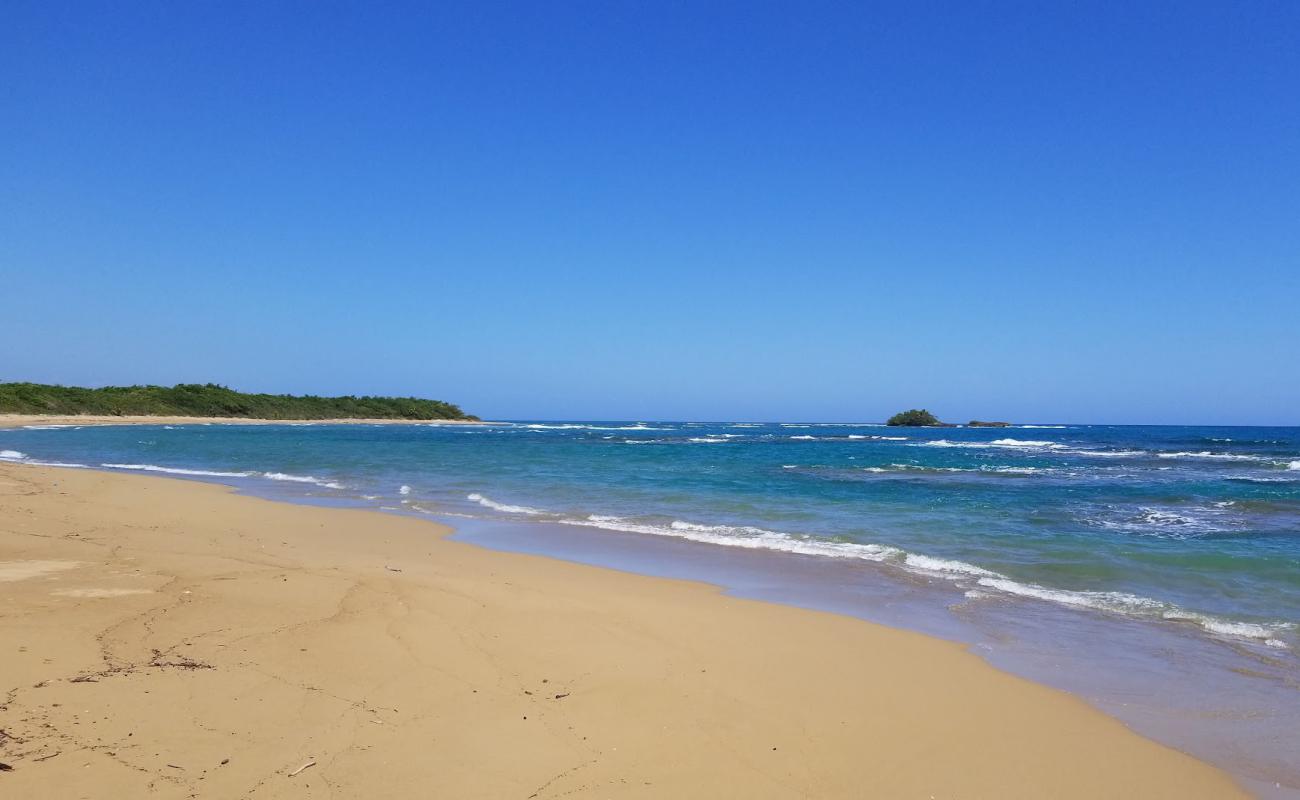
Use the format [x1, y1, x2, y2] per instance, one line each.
[0, 463, 1245, 798]
[0, 414, 488, 429]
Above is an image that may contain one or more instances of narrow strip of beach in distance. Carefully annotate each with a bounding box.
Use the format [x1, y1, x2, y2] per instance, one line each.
[0, 414, 490, 429]
[0, 462, 1246, 798]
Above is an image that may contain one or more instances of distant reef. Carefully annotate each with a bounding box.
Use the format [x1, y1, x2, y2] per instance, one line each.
[0, 382, 477, 421]
[886, 409, 1011, 427]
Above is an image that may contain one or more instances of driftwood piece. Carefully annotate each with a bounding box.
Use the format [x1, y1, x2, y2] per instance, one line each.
[288, 760, 316, 777]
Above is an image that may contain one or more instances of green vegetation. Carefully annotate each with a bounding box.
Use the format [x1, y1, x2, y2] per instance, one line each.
[968, 420, 1011, 427]
[0, 382, 476, 421]
[886, 409, 942, 427]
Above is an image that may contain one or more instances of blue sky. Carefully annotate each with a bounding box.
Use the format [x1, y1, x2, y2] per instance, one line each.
[2, 2, 1297, 423]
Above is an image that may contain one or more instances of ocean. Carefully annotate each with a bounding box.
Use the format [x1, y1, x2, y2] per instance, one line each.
[3, 420, 1298, 793]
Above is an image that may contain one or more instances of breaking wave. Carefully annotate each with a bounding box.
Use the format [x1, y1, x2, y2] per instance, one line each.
[458, 493, 1292, 646]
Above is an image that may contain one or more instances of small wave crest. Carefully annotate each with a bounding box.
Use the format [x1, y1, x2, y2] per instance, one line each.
[975, 577, 1291, 643]
[466, 492, 545, 515]
[561, 515, 903, 562]
[103, 463, 253, 478]
[260, 472, 347, 489]
[449, 491, 1286, 646]
[921, 438, 1067, 450]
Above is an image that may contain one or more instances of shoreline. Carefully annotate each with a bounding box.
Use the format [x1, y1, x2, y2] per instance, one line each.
[0, 462, 1245, 797]
[0, 413, 490, 429]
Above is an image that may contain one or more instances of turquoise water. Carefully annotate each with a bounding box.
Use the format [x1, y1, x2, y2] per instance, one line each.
[6, 420, 1296, 646]
[4, 420, 1299, 790]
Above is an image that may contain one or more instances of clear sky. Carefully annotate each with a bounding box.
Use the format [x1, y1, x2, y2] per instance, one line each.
[2, 2, 1297, 424]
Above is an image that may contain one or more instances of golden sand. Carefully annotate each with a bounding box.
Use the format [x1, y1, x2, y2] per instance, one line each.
[0, 464, 1244, 798]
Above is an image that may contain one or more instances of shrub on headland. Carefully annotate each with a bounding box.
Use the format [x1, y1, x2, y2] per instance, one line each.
[0, 382, 477, 421]
[886, 409, 941, 427]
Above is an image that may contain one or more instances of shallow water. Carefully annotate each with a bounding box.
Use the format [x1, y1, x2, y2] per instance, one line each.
[3, 420, 1297, 793]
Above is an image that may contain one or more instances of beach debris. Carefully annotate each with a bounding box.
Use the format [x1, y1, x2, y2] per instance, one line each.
[0, 762, 13, 772]
[384, 565, 402, 572]
[553, 693, 569, 700]
[148, 648, 213, 671]
[33, 751, 61, 762]
[166, 763, 184, 770]
[220, 758, 230, 765]
[288, 760, 316, 777]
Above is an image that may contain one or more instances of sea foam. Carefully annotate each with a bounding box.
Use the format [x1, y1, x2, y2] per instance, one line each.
[467, 492, 545, 515]
[458, 490, 1291, 646]
[263, 472, 347, 489]
[103, 463, 253, 478]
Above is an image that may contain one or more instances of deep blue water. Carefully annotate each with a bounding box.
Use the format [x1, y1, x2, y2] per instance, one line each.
[4, 420, 1299, 792]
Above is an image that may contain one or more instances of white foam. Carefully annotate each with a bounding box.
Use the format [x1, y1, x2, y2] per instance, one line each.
[1139, 508, 1200, 526]
[262, 472, 347, 489]
[1077, 449, 1151, 457]
[978, 577, 1165, 613]
[560, 515, 903, 562]
[920, 439, 1066, 450]
[1289, 460, 1300, 471]
[1084, 505, 1238, 538]
[789, 435, 817, 440]
[1019, 425, 1067, 429]
[859, 463, 1047, 476]
[688, 437, 728, 443]
[466, 492, 545, 515]
[977, 577, 1292, 643]
[0, 450, 27, 460]
[1159, 610, 1290, 641]
[450, 492, 1290, 647]
[398, 484, 412, 495]
[904, 553, 998, 577]
[989, 438, 1066, 448]
[1157, 451, 1262, 462]
[103, 463, 252, 478]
